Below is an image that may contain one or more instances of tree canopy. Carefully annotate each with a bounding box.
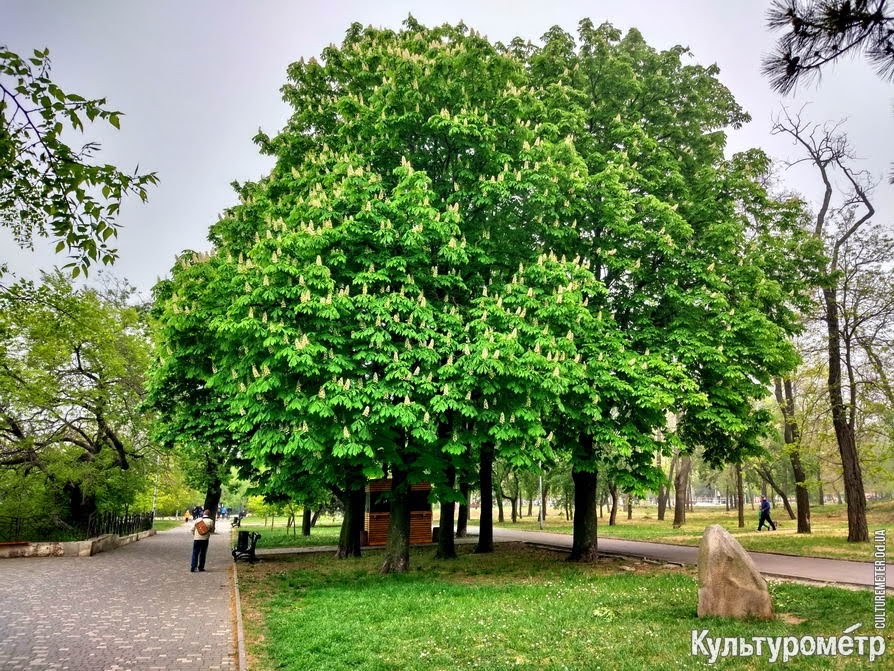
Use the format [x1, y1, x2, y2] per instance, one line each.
[0, 272, 153, 528]
[0, 46, 158, 276]
[151, 18, 816, 570]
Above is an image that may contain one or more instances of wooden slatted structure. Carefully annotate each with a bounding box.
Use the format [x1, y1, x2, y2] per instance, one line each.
[364, 479, 432, 546]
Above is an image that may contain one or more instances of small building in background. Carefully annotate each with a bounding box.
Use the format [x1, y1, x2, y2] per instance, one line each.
[364, 479, 432, 546]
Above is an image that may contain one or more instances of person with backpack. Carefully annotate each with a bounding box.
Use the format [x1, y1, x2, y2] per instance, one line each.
[190, 509, 215, 572]
[757, 495, 777, 531]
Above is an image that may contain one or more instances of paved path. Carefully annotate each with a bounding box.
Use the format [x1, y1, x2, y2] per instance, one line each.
[477, 526, 893, 589]
[0, 521, 237, 671]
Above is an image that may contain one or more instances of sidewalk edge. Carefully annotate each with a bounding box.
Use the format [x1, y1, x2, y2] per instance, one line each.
[232, 562, 248, 671]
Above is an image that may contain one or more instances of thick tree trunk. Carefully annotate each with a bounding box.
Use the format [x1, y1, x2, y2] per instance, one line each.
[302, 507, 312, 536]
[540, 483, 549, 523]
[569, 467, 599, 561]
[64, 483, 98, 532]
[672, 455, 691, 528]
[203, 477, 222, 521]
[336, 487, 365, 558]
[823, 288, 869, 542]
[736, 463, 745, 528]
[456, 480, 470, 538]
[475, 443, 494, 554]
[436, 466, 457, 560]
[380, 465, 411, 573]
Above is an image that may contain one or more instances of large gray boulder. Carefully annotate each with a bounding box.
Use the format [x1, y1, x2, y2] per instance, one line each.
[697, 524, 773, 619]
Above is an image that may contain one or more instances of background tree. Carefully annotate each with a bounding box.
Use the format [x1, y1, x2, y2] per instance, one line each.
[0, 272, 152, 530]
[772, 108, 876, 541]
[0, 46, 157, 276]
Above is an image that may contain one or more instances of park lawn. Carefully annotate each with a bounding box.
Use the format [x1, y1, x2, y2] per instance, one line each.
[233, 518, 342, 549]
[488, 501, 893, 562]
[152, 518, 183, 532]
[237, 543, 891, 671]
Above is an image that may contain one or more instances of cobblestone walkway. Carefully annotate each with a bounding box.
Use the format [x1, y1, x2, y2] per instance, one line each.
[0, 520, 237, 670]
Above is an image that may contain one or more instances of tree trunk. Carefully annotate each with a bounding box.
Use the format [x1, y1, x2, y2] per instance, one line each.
[64, 483, 98, 532]
[608, 484, 619, 526]
[672, 455, 691, 528]
[475, 443, 494, 554]
[456, 480, 469, 538]
[336, 487, 365, 558]
[816, 465, 824, 507]
[311, 509, 321, 527]
[381, 465, 411, 573]
[569, 467, 599, 561]
[756, 464, 795, 520]
[527, 497, 533, 517]
[658, 454, 677, 521]
[541, 483, 549, 523]
[496, 484, 505, 523]
[302, 507, 312, 536]
[436, 466, 457, 560]
[736, 463, 745, 529]
[626, 493, 633, 520]
[822, 287, 869, 542]
[776, 378, 811, 533]
[203, 477, 222, 521]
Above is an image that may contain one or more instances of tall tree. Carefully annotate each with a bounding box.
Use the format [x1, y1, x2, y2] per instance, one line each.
[528, 22, 813, 555]
[772, 108, 874, 541]
[0, 46, 157, 276]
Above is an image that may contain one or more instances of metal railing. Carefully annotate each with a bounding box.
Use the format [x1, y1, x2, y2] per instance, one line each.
[0, 512, 154, 543]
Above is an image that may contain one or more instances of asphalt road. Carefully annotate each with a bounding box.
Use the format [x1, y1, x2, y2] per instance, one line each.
[474, 526, 893, 589]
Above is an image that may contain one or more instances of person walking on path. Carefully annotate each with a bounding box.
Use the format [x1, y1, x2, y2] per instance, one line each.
[191, 508, 215, 572]
[757, 495, 777, 531]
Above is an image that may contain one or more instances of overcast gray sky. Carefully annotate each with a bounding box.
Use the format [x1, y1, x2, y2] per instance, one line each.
[5, 0, 892, 297]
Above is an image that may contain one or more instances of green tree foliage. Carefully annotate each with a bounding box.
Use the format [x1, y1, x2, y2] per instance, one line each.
[0, 46, 158, 275]
[524, 22, 817, 553]
[146, 252, 242, 516]
[152, 18, 816, 570]
[0, 272, 153, 530]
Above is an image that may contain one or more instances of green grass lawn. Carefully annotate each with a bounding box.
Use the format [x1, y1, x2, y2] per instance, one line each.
[152, 518, 183, 532]
[237, 543, 892, 671]
[486, 500, 893, 562]
[233, 518, 342, 548]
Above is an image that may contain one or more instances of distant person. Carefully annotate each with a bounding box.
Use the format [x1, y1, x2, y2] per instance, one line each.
[183, 510, 190, 523]
[190, 509, 215, 572]
[757, 495, 776, 531]
[192, 505, 202, 520]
